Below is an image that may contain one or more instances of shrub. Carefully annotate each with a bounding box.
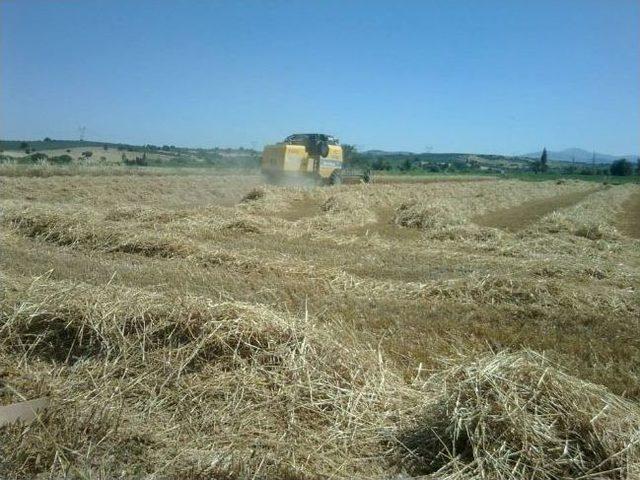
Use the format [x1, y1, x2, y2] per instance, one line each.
[48, 154, 73, 165]
[16, 156, 38, 165]
[372, 158, 392, 171]
[29, 152, 48, 162]
[399, 158, 414, 172]
[610, 159, 633, 176]
[81, 151, 93, 158]
[123, 153, 148, 166]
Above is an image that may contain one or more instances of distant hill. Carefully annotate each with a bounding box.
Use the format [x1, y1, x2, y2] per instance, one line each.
[0, 139, 259, 155]
[0, 139, 260, 168]
[523, 148, 638, 164]
[0, 139, 113, 151]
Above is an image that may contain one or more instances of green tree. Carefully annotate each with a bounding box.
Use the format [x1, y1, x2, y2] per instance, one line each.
[531, 161, 541, 173]
[399, 158, 413, 172]
[372, 158, 391, 171]
[636, 158, 640, 176]
[540, 148, 549, 173]
[610, 159, 633, 176]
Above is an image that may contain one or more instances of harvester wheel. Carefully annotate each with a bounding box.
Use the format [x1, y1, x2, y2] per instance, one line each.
[329, 170, 342, 185]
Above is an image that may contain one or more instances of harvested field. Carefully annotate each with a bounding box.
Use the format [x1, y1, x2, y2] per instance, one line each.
[472, 187, 601, 231]
[371, 175, 496, 184]
[278, 195, 321, 221]
[1, 170, 639, 479]
[618, 191, 640, 239]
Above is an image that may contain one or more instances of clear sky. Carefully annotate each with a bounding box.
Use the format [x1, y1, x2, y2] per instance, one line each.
[1, 0, 638, 155]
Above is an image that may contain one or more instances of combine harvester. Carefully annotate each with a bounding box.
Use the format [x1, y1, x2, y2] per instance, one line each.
[261, 133, 371, 185]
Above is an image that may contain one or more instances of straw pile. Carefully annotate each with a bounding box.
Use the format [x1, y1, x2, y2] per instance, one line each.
[2, 276, 639, 478]
[399, 351, 640, 479]
[393, 201, 465, 231]
[2, 174, 640, 479]
[534, 186, 636, 242]
[0, 276, 416, 478]
[3, 206, 195, 258]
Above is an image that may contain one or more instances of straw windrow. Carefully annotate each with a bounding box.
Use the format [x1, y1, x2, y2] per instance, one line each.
[2, 277, 639, 478]
[1, 174, 639, 478]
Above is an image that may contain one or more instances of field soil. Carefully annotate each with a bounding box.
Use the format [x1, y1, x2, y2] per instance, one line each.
[618, 191, 640, 238]
[472, 187, 601, 231]
[1, 171, 639, 478]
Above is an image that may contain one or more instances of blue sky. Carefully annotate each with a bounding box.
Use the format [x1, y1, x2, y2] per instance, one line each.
[1, 0, 638, 155]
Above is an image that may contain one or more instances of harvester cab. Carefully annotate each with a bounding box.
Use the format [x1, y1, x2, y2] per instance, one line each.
[261, 133, 371, 185]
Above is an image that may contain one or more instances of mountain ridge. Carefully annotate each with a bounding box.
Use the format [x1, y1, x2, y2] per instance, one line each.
[523, 148, 638, 164]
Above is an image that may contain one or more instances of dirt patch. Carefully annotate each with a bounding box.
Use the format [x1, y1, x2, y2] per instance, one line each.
[472, 188, 600, 232]
[278, 196, 320, 221]
[346, 207, 423, 241]
[617, 191, 640, 239]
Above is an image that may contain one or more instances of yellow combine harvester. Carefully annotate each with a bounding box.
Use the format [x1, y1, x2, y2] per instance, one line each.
[261, 133, 371, 185]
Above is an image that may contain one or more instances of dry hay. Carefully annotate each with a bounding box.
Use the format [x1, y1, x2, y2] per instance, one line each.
[2, 175, 640, 479]
[425, 224, 504, 243]
[320, 194, 363, 213]
[104, 206, 191, 223]
[1, 277, 639, 478]
[0, 276, 417, 478]
[0, 173, 262, 206]
[393, 201, 465, 231]
[3, 205, 195, 258]
[239, 186, 316, 217]
[398, 350, 640, 479]
[241, 186, 266, 202]
[533, 186, 637, 242]
[221, 218, 263, 234]
[538, 211, 615, 242]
